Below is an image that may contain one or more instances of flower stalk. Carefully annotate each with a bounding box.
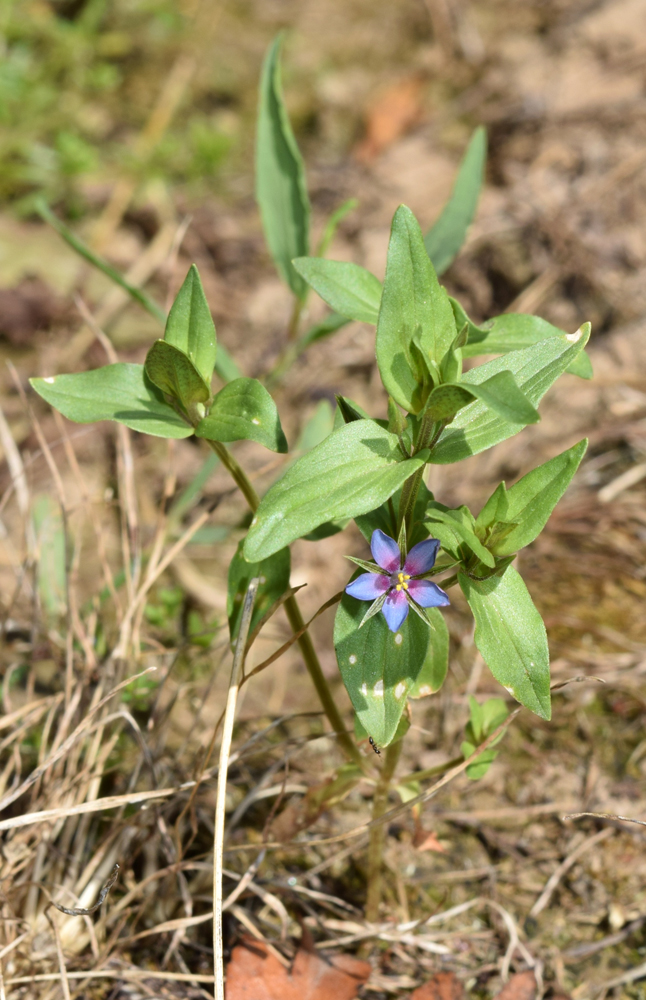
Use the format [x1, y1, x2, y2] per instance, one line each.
[204, 438, 362, 766]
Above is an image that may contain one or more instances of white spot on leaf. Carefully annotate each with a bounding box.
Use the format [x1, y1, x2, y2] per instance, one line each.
[44, 377, 55, 384]
[349, 654, 357, 665]
[418, 685, 432, 696]
[360, 683, 367, 695]
[252, 418, 261, 425]
[394, 633, 403, 645]
[566, 326, 583, 342]
[394, 682, 406, 699]
[373, 680, 384, 697]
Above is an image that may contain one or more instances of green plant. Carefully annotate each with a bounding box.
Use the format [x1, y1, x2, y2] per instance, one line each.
[30, 30, 592, 945]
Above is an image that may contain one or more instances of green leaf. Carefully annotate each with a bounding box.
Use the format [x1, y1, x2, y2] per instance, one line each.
[426, 505, 495, 568]
[299, 312, 349, 348]
[461, 742, 499, 780]
[462, 371, 540, 425]
[424, 383, 475, 422]
[36, 198, 166, 325]
[227, 540, 291, 645]
[30, 364, 193, 438]
[294, 400, 335, 452]
[292, 257, 382, 324]
[244, 419, 428, 561]
[144, 340, 211, 411]
[376, 205, 457, 413]
[430, 324, 591, 464]
[195, 378, 288, 453]
[463, 694, 510, 775]
[409, 608, 449, 697]
[333, 395, 372, 428]
[164, 265, 217, 383]
[462, 311, 593, 379]
[256, 34, 310, 299]
[387, 396, 407, 437]
[335, 584, 430, 747]
[459, 567, 551, 719]
[425, 372, 539, 425]
[424, 127, 487, 275]
[477, 439, 587, 556]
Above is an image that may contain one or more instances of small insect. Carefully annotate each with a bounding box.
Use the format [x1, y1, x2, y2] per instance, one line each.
[368, 736, 381, 755]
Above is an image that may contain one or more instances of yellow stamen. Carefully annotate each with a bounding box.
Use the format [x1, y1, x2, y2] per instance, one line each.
[395, 584, 402, 591]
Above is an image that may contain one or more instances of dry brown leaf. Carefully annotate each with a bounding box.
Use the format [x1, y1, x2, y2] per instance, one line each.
[493, 971, 537, 1000]
[412, 826, 447, 853]
[354, 75, 426, 163]
[410, 971, 465, 1000]
[225, 936, 371, 1000]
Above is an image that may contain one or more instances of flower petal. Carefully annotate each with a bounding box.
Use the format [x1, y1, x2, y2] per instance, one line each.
[404, 538, 440, 576]
[345, 572, 390, 602]
[371, 529, 401, 572]
[407, 579, 450, 608]
[382, 589, 409, 632]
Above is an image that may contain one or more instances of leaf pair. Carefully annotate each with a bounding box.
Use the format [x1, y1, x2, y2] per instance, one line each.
[475, 438, 587, 556]
[32, 265, 287, 454]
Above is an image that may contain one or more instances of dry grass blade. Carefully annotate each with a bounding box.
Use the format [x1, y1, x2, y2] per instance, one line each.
[529, 828, 614, 919]
[213, 577, 259, 1000]
[0, 666, 156, 813]
[50, 863, 120, 917]
[565, 810, 646, 828]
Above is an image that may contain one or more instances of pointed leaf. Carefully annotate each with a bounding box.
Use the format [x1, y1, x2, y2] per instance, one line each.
[459, 567, 550, 719]
[409, 608, 449, 697]
[474, 482, 509, 536]
[30, 364, 193, 438]
[462, 310, 593, 379]
[335, 585, 430, 746]
[299, 312, 349, 348]
[430, 324, 590, 464]
[145, 340, 211, 410]
[292, 258, 382, 324]
[164, 264, 216, 383]
[484, 439, 588, 556]
[425, 126, 487, 275]
[227, 541, 290, 645]
[424, 383, 474, 422]
[244, 420, 428, 561]
[464, 370, 540, 425]
[376, 205, 456, 413]
[426, 506, 495, 568]
[256, 35, 310, 298]
[196, 377, 287, 453]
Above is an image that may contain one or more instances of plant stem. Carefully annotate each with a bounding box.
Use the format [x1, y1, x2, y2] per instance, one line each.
[282, 595, 362, 765]
[287, 295, 304, 342]
[399, 755, 463, 786]
[204, 439, 362, 766]
[365, 737, 403, 922]
[213, 578, 258, 1000]
[206, 440, 261, 511]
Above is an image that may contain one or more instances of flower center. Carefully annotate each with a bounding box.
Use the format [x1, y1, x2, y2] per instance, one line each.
[393, 571, 411, 592]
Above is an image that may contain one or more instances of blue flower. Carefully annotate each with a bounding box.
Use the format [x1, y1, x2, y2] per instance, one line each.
[345, 529, 450, 632]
